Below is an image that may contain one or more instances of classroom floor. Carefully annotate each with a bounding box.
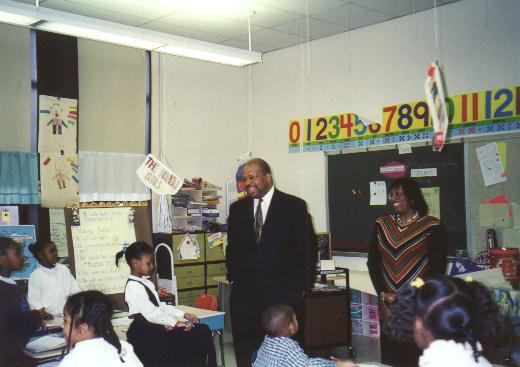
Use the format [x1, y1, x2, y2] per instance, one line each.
[218, 331, 381, 367]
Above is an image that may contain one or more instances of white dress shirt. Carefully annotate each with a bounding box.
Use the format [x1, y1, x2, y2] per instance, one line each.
[125, 275, 185, 327]
[58, 338, 143, 367]
[253, 185, 275, 224]
[28, 263, 81, 316]
[419, 340, 492, 367]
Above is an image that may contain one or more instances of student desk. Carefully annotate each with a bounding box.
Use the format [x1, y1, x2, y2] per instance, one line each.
[177, 305, 226, 367]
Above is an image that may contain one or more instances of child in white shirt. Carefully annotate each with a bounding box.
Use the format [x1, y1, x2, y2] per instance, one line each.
[116, 241, 216, 367]
[28, 240, 81, 316]
[59, 290, 142, 367]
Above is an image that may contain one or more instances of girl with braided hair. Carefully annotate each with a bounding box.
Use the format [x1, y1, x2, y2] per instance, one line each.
[59, 290, 143, 367]
[384, 275, 500, 366]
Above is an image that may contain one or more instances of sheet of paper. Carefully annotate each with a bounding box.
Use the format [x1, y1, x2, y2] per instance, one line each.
[38, 95, 78, 154]
[512, 203, 520, 229]
[72, 208, 135, 294]
[398, 143, 412, 154]
[479, 203, 512, 228]
[207, 232, 224, 248]
[49, 208, 68, 257]
[40, 154, 79, 208]
[369, 181, 387, 206]
[503, 228, 520, 249]
[177, 233, 201, 260]
[421, 187, 441, 219]
[0, 206, 19, 225]
[497, 141, 507, 171]
[476, 142, 506, 186]
[411, 168, 438, 177]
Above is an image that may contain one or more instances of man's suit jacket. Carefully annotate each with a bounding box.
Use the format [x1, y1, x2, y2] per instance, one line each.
[226, 189, 317, 301]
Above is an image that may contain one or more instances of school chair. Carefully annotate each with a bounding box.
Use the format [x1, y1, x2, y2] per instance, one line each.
[195, 294, 225, 367]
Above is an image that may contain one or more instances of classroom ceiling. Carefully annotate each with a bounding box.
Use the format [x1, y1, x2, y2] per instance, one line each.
[13, 0, 462, 53]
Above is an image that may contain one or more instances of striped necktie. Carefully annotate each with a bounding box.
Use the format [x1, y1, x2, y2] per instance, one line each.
[255, 198, 263, 244]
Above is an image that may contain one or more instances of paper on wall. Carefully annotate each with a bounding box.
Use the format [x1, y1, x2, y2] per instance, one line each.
[421, 187, 441, 219]
[497, 141, 507, 171]
[398, 143, 412, 154]
[476, 142, 507, 187]
[38, 95, 77, 154]
[177, 233, 201, 260]
[40, 154, 79, 208]
[72, 208, 135, 294]
[369, 181, 387, 206]
[0, 206, 19, 225]
[411, 168, 438, 177]
[49, 208, 68, 257]
[0, 225, 37, 279]
[479, 203, 511, 228]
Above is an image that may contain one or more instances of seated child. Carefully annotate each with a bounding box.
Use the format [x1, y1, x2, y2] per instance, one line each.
[115, 241, 216, 367]
[59, 290, 143, 367]
[384, 275, 500, 366]
[253, 303, 358, 367]
[0, 237, 45, 366]
[28, 240, 81, 316]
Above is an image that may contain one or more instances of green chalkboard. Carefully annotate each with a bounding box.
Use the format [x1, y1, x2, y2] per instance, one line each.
[327, 143, 466, 253]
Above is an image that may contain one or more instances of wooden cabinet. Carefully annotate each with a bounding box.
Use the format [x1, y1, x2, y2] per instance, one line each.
[302, 289, 351, 350]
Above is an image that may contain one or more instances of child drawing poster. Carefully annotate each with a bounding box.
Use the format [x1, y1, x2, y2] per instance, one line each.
[38, 95, 78, 153]
[0, 225, 37, 279]
[40, 154, 79, 208]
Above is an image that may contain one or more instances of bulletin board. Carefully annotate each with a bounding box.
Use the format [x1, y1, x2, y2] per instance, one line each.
[327, 143, 466, 253]
[466, 135, 520, 257]
[64, 206, 152, 310]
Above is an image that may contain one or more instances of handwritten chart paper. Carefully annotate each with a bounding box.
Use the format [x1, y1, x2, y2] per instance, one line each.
[49, 208, 68, 257]
[71, 208, 135, 294]
[369, 181, 387, 206]
[421, 187, 441, 219]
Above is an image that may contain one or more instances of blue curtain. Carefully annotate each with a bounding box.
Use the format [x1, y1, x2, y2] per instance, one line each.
[0, 151, 40, 204]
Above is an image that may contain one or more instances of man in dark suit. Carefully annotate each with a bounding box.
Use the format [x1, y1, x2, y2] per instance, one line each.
[226, 158, 317, 367]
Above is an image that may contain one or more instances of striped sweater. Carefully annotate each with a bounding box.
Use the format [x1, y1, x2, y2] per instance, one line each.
[368, 214, 448, 295]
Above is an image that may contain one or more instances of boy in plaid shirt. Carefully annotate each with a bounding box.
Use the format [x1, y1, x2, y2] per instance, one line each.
[253, 303, 357, 367]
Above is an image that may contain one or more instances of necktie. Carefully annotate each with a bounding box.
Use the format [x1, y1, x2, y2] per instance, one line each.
[255, 198, 263, 244]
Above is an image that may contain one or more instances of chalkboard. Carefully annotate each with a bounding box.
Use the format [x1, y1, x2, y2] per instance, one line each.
[328, 143, 466, 253]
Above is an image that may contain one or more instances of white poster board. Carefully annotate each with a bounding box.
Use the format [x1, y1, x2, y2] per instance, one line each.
[71, 208, 135, 294]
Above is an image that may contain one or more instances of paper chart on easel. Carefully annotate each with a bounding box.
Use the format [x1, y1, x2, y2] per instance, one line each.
[71, 208, 135, 294]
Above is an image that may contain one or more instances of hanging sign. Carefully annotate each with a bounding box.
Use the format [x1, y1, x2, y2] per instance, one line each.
[136, 154, 183, 196]
[289, 84, 520, 153]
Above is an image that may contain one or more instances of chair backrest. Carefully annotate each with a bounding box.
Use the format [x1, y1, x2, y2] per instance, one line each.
[195, 294, 218, 311]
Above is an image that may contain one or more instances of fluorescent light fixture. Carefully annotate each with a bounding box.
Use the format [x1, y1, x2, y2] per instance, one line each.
[38, 22, 165, 50]
[0, 0, 262, 67]
[0, 10, 38, 26]
[0, 0, 40, 26]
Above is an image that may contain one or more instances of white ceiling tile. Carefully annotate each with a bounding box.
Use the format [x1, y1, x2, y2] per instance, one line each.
[228, 3, 301, 28]
[355, 0, 434, 17]
[313, 3, 395, 30]
[257, 0, 350, 16]
[219, 38, 272, 53]
[42, 0, 149, 26]
[156, 10, 260, 39]
[143, 22, 230, 43]
[273, 17, 348, 40]
[61, 0, 184, 21]
[237, 28, 305, 49]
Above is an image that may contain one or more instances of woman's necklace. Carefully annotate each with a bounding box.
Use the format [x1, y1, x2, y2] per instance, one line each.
[396, 211, 419, 226]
